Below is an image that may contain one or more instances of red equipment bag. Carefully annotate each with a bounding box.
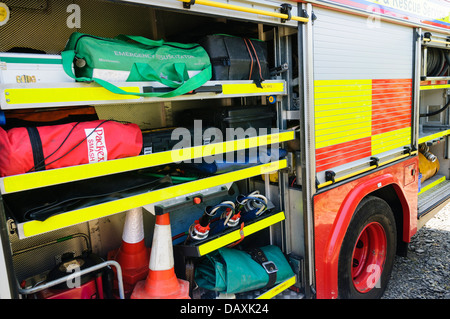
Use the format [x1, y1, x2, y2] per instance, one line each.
[0, 120, 143, 177]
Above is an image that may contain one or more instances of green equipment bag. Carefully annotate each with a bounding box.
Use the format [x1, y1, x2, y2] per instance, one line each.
[62, 32, 212, 98]
[194, 245, 294, 294]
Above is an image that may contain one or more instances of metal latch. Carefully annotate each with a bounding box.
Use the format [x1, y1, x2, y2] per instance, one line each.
[262, 261, 278, 274]
[370, 156, 380, 168]
[325, 170, 336, 183]
[7, 219, 16, 235]
[280, 3, 292, 23]
[183, 0, 195, 9]
[270, 63, 289, 76]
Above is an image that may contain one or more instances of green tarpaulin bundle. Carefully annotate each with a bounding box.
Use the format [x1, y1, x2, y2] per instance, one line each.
[195, 245, 294, 294]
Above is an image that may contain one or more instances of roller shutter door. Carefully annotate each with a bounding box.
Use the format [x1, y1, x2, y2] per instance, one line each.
[312, 7, 413, 183]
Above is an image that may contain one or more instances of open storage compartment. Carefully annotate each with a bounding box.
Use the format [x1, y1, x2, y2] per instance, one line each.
[417, 31, 450, 225]
[0, 0, 305, 299]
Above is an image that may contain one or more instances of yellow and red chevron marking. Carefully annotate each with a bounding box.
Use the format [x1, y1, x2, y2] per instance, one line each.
[315, 79, 412, 173]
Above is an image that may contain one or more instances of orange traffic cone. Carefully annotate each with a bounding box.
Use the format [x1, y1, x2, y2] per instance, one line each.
[108, 207, 150, 297]
[131, 213, 190, 299]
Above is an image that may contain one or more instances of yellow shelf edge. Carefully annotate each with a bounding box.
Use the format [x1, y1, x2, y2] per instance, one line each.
[1, 130, 294, 194]
[197, 211, 286, 256]
[4, 86, 141, 105]
[256, 276, 296, 299]
[419, 175, 446, 195]
[1, 80, 286, 107]
[418, 129, 450, 144]
[420, 84, 450, 90]
[222, 82, 285, 95]
[20, 159, 287, 238]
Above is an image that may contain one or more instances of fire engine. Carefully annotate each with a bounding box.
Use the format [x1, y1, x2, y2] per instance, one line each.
[0, 0, 448, 300]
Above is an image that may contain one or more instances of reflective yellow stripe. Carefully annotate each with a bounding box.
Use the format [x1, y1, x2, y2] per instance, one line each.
[197, 211, 285, 256]
[418, 129, 450, 144]
[315, 115, 371, 129]
[314, 79, 372, 88]
[419, 175, 446, 195]
[21, 160, 287, 237]
[315, 89, 372, 99]
[315, 128, 372, 149]
[222, 82, 285, 95]
[315, 79, 372, 149]
[4, 86, 140, 105]
[256, 276, 296, 299]
[177, 0, 308, 23]
[316, 120, 371, 137]
[420, 84, 450, 90]
[315, 100, 372, 111]
[314, 78, 414, 182]
[371, 127, 411, 155]
[315, 112, 372, 126]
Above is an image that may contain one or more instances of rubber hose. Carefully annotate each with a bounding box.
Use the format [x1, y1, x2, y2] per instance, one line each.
[420, 98, 450, 117]
[427, 48, 448, 76]
[445, 51, 450, 68]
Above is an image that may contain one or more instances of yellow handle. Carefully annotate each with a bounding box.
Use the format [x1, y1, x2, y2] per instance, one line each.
[178, 0, 309, 23]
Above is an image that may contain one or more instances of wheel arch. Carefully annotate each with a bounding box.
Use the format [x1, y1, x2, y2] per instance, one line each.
[321, 173, 414, 298]
[370, 184, 411, 256]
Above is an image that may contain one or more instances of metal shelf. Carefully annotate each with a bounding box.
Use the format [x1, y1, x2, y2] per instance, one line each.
[241, 276, 297, 299]
[0, 80, 286, 110]
[176, 210, 286, 257]
[0, 130, 294, 194]
[419, 126, 450, 145]
[13, 159, 287, 238]
[420, 77, 450, 82]
[420, 84, 450, 90]
[418, 174, 450, 219]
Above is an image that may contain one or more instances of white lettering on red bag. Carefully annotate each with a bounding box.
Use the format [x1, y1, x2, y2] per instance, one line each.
[85, 128, 108, 163]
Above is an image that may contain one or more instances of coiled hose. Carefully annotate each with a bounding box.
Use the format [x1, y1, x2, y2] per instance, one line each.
[426, 47, 448, 77]
[421, 48, 450, 118]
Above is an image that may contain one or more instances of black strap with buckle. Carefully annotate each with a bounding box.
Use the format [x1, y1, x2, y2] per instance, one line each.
[247, 248, 278, 289]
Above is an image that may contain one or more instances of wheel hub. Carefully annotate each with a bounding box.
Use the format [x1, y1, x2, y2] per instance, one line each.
[351, 222, 387, 293]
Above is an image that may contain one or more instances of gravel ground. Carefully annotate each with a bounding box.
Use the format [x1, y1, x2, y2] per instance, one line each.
[382, 202, 450, 299]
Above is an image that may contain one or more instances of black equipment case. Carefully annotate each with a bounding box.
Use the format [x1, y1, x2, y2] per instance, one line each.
[176, 105, 275, 134]
[199, 34, 270, 86]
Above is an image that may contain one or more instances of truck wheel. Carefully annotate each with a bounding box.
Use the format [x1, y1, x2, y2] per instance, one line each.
[337, 196, 397, 299]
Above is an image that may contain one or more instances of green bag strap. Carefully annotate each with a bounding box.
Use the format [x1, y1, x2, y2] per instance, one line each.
[95, 63, 211, 98]
[61, 50, 212, 98]
[116, 34, 202, 50]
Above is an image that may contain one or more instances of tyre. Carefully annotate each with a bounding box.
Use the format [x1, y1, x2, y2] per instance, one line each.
[338, 196, 397, 299]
